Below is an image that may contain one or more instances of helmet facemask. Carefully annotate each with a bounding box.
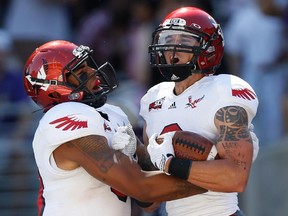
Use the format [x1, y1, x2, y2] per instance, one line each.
[149, 23, 223, 82]
[24, 40, 119, 112]
[64, 45, 118, 108]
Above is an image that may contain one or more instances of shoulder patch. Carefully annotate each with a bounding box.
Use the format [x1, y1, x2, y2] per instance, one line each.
[232, 88, 257, 100]
[49, 114, 88, 131]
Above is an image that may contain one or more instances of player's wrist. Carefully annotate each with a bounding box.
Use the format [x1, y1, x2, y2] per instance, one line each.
[164, 156, 173, 174]
[167, 157, 192, 180]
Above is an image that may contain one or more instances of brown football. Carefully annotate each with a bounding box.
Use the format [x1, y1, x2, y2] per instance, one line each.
[171, 131, 219, 161]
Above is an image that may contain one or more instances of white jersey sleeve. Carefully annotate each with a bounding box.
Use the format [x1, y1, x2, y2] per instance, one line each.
[37, 102, 106, 148]
[208, 74, 258, 126]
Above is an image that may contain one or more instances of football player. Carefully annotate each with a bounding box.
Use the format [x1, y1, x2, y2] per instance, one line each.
[23, 40, 207, 215]
[140, 7, 259, 216]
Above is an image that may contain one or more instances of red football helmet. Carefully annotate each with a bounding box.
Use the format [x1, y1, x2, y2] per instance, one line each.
[149, 7, 224, 81]
[23, 40, 118, 112]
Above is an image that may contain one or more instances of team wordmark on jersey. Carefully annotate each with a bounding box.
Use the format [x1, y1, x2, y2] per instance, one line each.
[232, 88, 257, 100]
[185, 95, 205, 108]
[149, 97, 165, 111]
[49, 114, 88, 131]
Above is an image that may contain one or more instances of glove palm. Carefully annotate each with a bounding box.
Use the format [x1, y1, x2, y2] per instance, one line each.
[112, 125, 137, 160]
[147, 132, 175, 171]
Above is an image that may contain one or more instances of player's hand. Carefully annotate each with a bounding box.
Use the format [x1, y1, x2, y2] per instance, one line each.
[147, 132, 175, 172]
[112, 125, 137, 160]
[249, 124, 259, 162]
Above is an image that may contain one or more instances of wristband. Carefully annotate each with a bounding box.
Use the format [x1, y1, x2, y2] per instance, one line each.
[167, 157, 192, 180]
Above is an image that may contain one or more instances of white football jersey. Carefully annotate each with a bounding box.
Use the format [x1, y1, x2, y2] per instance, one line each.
[140, 74, 258, 216]
[33, 102, 131, 216]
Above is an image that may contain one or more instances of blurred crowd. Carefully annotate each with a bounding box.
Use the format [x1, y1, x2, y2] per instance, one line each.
[0, 0, 287, 215]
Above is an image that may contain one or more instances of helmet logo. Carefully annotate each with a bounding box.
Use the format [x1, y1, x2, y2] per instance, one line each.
[73, 45, 90, 58]
[25, 65, 49, 91]
[163, 18, 186, 27]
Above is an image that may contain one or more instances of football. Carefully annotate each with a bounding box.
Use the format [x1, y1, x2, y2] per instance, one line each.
[158, 131, 219, 161]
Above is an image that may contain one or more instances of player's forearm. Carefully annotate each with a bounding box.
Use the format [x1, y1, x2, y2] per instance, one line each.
[136, 140, 157, 171]
[164, 155, 250, 193]
[187, 159, 250, 192]
[136, 171, 207, 202]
